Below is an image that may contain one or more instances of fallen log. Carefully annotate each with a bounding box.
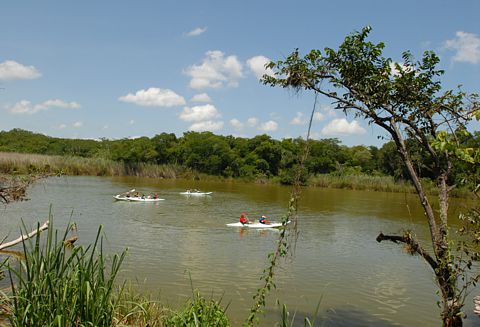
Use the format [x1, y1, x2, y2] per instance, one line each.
[0, 221, 49, 251]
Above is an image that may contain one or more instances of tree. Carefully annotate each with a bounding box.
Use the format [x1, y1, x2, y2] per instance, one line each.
[263, 27, 480, 326]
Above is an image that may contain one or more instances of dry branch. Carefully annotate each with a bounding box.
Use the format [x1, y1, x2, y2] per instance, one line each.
[376, 232, 438, 271]
[0, 221, 49, 251]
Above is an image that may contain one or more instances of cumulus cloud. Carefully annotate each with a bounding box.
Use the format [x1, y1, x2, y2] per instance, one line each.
[444, 31, 480, 64]
[119, 87, 185, 107]
[9, 99, 80, 114]
[259, 120, 278, 132]
[58, 124, 67, 129]
[389, 62, 416, 76]
[186, 27, 207, 37]
[185, 50, 243, 89]
[290, 112, 306, 125]
[319, 104, 337, 117]
[179, 104, 220, 122]
[0, 60, 41, 80]
[321, 118, 366, 136]
[247, 117, 258, 127]
[313, 112, 325, 121]
[291, 111, 325, 125]
[246, 55, 275, 79]
[73, 121, 83, 128]
[190, 93, 212, 103]
[229, 118, 244, 130]
[189, 120, 224, 132]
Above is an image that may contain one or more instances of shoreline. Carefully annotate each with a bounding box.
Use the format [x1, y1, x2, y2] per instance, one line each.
[0, 151, 473, 198]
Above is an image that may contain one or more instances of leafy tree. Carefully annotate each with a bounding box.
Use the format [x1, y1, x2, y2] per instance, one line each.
[263, 27, 480, 326]
[151, 133, 178, 164]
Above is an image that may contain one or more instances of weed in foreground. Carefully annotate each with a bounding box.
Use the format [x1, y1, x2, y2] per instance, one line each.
[5, 213, 126, 327]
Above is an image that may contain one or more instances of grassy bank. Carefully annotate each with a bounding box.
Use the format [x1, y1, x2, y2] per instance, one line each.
[0, 152, 184, 179]
[0, 152, 473, 197]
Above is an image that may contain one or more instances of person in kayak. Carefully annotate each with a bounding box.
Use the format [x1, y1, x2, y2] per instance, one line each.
[259, 215, 270, 224]
[239, 213, 251, 225]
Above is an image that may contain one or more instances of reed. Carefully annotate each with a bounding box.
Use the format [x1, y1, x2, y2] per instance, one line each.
[113, 283, 169, 327]
[308, 173, 416, 193]
[0, 152, 182, 179]
[164, 290, 230, 327]
[5, 214, 126, 327]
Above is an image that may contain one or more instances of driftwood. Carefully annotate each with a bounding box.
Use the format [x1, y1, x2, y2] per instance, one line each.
[0, 221, 49, 251]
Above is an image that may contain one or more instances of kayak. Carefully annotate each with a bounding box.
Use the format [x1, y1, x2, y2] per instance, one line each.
[226, 221, 289, 228]
[113, 195, 164, 202]
[180, 191, 213, 196]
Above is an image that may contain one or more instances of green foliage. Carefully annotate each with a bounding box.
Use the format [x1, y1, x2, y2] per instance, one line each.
[5, 215, 126, 327]
[113, 283, 168, 327]
[1, 126, 479, 191]
[164, 290, 230, 327]
[262, 25, 480, 326]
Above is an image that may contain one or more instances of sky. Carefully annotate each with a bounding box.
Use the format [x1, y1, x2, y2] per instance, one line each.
[1, 0, 479, 147]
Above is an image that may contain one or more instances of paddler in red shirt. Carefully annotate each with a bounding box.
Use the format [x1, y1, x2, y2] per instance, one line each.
[239, 213, 251, 225]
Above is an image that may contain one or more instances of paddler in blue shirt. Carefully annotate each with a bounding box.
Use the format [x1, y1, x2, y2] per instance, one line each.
[259, 215, 270, 224]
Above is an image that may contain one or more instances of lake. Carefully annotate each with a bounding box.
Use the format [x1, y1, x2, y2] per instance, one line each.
[0, 176, 478, 326]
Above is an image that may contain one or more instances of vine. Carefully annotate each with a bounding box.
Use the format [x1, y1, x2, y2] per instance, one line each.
[246, 92, 318, 326]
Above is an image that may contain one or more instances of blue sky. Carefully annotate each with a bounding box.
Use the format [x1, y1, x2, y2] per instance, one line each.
[1, 0, 479, 146]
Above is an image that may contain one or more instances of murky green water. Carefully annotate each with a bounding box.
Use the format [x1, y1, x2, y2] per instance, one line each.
[1, 176, 478, 326]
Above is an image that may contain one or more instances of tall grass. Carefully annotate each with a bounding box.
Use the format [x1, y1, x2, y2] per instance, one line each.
[0, 152, 182, 179]
[164, 290, 230, 327]
[5, 214, 126, 326]
[113, 283, 168, 327]
[308, 173, 414, 193]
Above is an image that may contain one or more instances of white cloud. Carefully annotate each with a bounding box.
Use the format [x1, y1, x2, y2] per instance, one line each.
[290, 112, 306, 125]
[58, 124, 67, 129]
[444, 31, 480, 64]
[180, 104, 220, 122]
[390, 62, 416, 76]
[9, 99, 80, 114]
[0, 60, 41, 80]
[313, 112, 325, 121]
[321, 118, 366, 136]
[186, 27, 207, 37]
[246, 55, 275, 79]
[189, 120, 224, 132]
[119, 87, 185, 107]
[190, 93, 212, 103]
[185, 50, 243, 89]
[129, 120, 135, 125]
[319, 104, 336, 117]
[229, 118, 244, 130]
[247, 117, 258, 127]
[259, 120, 278, 132]
[73, 121, 83, 128]
[291, 111, 325, 125]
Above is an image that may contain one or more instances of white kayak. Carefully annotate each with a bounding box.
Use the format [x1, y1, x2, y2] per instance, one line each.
[180, 191, 213, 196]
[226, 221, 289, 228]
[113, 195, 164, 202]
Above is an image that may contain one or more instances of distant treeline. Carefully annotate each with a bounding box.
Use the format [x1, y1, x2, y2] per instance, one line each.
[1, 128, 478, 188]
